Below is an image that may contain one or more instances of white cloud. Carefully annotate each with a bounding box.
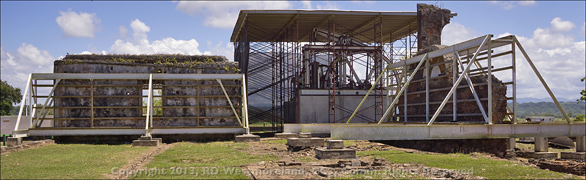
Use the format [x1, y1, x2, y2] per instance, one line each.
[109, 19, 210, 55]
[520, 17, 575, 48]
[490, 1, 536, 10]
[301, 1, 312, 9]
[207, 41, 234, 60]
[176, 1, 292, 28]
[130, 19, 150, 43]
[442, 22, 479, 45]
[55, 9, 100, 38]
[550, 17, 575, 33]
[1, 44, 55, 92]
[442, 18, 584, 100]
[498, 18, 584, 100]
[316, 2, 340, 10]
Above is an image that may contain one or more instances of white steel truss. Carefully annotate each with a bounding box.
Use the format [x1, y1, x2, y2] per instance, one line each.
[12, 73, 250, 137]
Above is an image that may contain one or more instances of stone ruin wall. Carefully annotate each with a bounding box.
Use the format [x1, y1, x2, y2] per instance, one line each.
[397, 4, 507, 123]
[53, 54, 241, 128]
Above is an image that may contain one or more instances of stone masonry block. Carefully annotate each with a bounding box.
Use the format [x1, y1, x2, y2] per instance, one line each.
[299, 132, 312, 138]
[235, 134, 260, 143]
[327, 140, 344, 149]
[287, 138, 324, 150]
[6, 137, 21, 147]
[274, 133, 299, 139]
[132, 140, 159, 147]
[315, 147, 356, 159]
[560, 152, 586, 160]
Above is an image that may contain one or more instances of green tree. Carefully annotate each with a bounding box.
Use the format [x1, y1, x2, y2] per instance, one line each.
[575, 114, 585, 122]
[1, 80, 23, 115]
[578, 77, 586, 103]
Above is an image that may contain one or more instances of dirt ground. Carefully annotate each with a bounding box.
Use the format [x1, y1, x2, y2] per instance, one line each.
[513, 142, 585, 177]
[239, 138, 483, 179]
[104, 143, 175, 179]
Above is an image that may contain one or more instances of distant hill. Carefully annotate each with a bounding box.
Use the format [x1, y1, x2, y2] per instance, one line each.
[515, 97, 577, 103]
[509, 101, 585, 118]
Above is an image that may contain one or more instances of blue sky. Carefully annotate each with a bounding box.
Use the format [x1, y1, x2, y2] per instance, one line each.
[1, 1, 585, 101]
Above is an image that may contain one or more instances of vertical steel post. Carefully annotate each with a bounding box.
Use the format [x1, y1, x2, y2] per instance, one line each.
[403, 62, 407, 122]
[90, 79, 94, 128]
[242, 74, 250, 134]
[453, 47, 457, 122]
[487, 38, 493, 124]
[144, 74, 153, 136]
[425, 55, 430, 122]
[512, 42, 517, 123]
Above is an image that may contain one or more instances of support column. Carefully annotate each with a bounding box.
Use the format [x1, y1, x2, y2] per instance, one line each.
[6, 137, 21, 147]
[561, 136, 586, 160]
[507, 138, 516, 150]
[534, 137, 548, 152]
[505, 138, 516, 158]
[521, 137, 558, 159]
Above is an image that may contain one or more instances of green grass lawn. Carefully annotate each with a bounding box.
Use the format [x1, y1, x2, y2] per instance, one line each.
[132, 141, 278, 179]
[359, 150, 576, 179]
[1, 144, 152, 179]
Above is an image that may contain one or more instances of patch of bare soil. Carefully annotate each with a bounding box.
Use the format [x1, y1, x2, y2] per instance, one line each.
[104, 143, 174, 179]
[238, 138, 483, 179]
[0, 139, 55, 155]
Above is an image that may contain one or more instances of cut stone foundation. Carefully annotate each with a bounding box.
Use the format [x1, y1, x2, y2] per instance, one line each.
[560, 152, 586, 160]
[274, 132, 299, 139]
[520, 152, 558, 159]
[287, 138, 324, 151]
[235, 134, 260, 143]
[6, 137, 21, 147]
[316, 140, 356, 159]
[131, 136, 162, 147]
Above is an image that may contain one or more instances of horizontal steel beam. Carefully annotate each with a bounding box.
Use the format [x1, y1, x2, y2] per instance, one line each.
[31, 73, 244, 80]
[303, 45, 381, 52]
[387, 35, 514, 70]
[27, 128, 245, 136]
[330, 123, 586, 140]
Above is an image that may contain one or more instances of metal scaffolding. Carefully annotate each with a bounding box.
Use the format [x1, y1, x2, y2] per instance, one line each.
[232, 10, 423, 126]
[12, 73, 250, 137]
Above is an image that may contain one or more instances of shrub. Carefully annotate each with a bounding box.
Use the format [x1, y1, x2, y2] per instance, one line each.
[574, 114, 585, 122]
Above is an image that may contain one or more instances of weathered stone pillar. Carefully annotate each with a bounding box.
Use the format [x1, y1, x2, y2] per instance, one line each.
[576, 136, 586, 152]
[534, 137, 548, 152]
[507, 138, 516, 150]
[417, 3, 452, 52]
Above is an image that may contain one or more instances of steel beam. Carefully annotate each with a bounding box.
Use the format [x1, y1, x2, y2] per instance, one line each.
[330, 123, 586, 140]
[27, 128, 246, 136]
[31, 73, 244, 80]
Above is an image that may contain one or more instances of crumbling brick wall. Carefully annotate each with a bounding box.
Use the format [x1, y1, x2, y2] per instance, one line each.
[53, 54, 241, 128]
[397, 4, 507, 123]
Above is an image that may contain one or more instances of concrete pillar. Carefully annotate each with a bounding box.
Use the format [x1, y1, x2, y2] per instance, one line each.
[6, 137, 21, 147]
[507, 138, 516, 150]
[327, 140, 344, 149]
[534, 137, 548, 152]
[576, 136, 585, 152]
